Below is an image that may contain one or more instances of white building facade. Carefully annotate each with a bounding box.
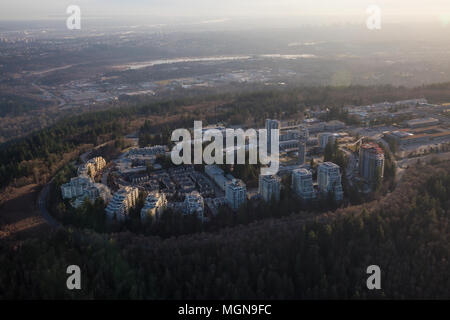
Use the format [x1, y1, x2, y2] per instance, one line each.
[292, 168, 315, 200]
[265, 119, 280, 154]
[205, 164, 229, 191]
[184, 191, 205, 221]
[61, 176, 111, 208]
[78, 156, 107, 178]
[258, 174, 281, 203]
[105, 186, 139, 221]
[319, 133, 338, 149]
[317, 162, 344, 201]
[61, 176, 94, 199]
[225, 179, 247, 211]
[140, 191, 167, 221]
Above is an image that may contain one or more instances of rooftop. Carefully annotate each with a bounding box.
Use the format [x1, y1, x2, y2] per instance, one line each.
[360, 143, 384, 154]
[292, 168, 312, 176]
[406, 117, 438, 125]
[319, 162, 340, 169]
[227, 179, 246, 189]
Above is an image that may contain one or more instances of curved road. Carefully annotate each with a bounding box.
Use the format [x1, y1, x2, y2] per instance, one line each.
[37, 180, 61, 228]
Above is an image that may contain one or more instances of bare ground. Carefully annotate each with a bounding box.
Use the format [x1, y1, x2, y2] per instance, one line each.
[0, 184, 50, 240]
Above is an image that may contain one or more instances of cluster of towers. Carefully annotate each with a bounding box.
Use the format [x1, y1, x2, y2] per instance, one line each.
[265, 119, 309, 165]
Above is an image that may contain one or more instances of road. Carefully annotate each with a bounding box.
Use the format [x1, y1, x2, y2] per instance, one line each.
[395, 151, 450, 183]
[80, 141, 112, 163]
[396, 151, 450, 169]
[37, 180, 61, 228]
[32, 83, 66, 107]
[79, 149, 92, 164]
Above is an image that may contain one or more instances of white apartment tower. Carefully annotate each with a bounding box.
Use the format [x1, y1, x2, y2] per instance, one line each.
[359, 143, 385, 182]
[298, 125, 309, 142]
[291, 168, 315, 200]
[298, 125, 309, 165]
[265, 119, 280, 154]
[319, 132, 337, 149]
[61, 176, 94, 199]
[61, 169, 111, 208]
[105, 186, 139, 221]
[225, 179, 247, 211]
[78, 156, 107, 178]
[140, 191, 167, 221]
[258, 174, 281, 203]
[72, 183, 112, 208]
[317, 162, 344, 201]
[184, 191, 205, 221]
[298, 142, 306, 165]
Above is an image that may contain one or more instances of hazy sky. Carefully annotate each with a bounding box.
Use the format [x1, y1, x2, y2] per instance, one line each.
[1, 0, 449, 22]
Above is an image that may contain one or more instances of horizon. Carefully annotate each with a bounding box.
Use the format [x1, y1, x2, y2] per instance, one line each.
[0, 0, 449, 25]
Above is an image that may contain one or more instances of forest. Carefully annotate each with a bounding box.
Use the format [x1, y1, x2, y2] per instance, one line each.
[0, 161, 448, 299]
[0, 99, 192, 189]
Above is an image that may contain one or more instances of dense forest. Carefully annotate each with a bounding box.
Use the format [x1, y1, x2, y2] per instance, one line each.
[1, 161, 448, 299]
[0, 99, 191, 189]
[0, 94, 49, 117]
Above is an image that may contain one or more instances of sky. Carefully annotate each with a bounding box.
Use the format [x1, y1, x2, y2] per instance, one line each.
[1, 0, 449, 23]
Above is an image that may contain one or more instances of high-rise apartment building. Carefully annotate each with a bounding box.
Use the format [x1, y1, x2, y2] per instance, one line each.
[318, 162, 344, 201]
[105, 186, 139, 221]
[78, 156, 107, 178]
[298, 125, 309, 165]
[359, 143, 385, 182]
[61, 176, 94, 199]
[291, 168, 315, 200]
[184, 191, 205, 221]
[319, 132, 337, 149]
[298, 125, 309, 142]
[265, 119, 280, 154]
[258, 174, 281, 203]
[141, 191, 167, 221]
[61, 175, 112, 208]
[298, 141, 306, 165]
[225, 179, 247, 211]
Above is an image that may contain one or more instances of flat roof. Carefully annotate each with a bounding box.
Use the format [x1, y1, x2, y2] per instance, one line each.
[402, 131, 450, 140]
[319, 161, 340, 168]
[406, 118, 438, 125]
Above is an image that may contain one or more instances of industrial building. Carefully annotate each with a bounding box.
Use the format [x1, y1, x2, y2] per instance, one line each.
[384, 127, 450, 147]
[406, 118, 439, 128]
